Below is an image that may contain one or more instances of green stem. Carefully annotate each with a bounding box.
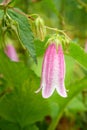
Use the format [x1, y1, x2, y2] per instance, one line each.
[77, 0, 87, 10]
[2, 0, 11, 5]
[45, 26, 70, 40]
[12, 8, 35, 21]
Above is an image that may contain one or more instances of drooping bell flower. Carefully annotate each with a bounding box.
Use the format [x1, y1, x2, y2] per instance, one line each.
[36, 43, 67, 98]
[4, 44, 19, 62]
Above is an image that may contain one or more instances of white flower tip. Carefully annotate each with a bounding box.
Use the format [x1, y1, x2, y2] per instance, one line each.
[56, 86, 67, 98]
[61, 93, 67, 98]
[42, 88, 55, 99]
[59, 90, 67, 98]
[42, 93, 51, 99]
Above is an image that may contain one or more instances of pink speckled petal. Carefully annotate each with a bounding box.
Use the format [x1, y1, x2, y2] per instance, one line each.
[5, 44, 19, 62]
[41, 44, 56, 98]
[55, 45, 67, 97]
[35, 43, 56, 98]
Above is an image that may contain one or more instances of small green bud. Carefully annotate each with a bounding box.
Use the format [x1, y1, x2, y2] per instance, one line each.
[35, 17, 46, 41]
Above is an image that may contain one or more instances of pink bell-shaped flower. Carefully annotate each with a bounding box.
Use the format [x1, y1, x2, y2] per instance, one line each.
[4, 44, 19, 62]
[36, 43, 67, 98]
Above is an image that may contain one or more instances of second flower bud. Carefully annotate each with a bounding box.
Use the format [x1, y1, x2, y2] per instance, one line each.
[35, 17, 46, 41]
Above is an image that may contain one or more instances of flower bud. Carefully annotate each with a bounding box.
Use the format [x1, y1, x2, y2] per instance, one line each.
[35, 17, 46, 41]
[4, 44, 19, 62]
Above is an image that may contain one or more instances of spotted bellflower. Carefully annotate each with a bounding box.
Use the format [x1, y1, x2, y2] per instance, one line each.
[36, 43, 67, 98]
[4, 44, 19, 62]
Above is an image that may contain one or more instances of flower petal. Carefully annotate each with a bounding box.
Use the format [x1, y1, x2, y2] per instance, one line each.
[55, 45, 67, 97]
[4, 44, 19, 62]
[41, 43, 56, 98]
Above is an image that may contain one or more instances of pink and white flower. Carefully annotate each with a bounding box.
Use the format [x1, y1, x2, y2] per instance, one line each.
[4, 44, 19, 62]
[36, 43, 67, 98]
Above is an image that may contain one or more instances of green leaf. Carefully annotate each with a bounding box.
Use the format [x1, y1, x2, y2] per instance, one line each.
[0, 118, 39, 130]
[48, 76, 87, 130]
[65, 55, 75, 86]
[0, 52, 49, 128]
[24, 125, 39, 130]
[67, 42, 87, 70]
[0, 119, 19, 130]
[7, 9, 37, 63]
[67, 96, 87, 112]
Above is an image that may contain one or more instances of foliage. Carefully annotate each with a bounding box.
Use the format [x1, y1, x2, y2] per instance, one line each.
[0, 0, 87, 130]
[0, 52, 50, 129]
